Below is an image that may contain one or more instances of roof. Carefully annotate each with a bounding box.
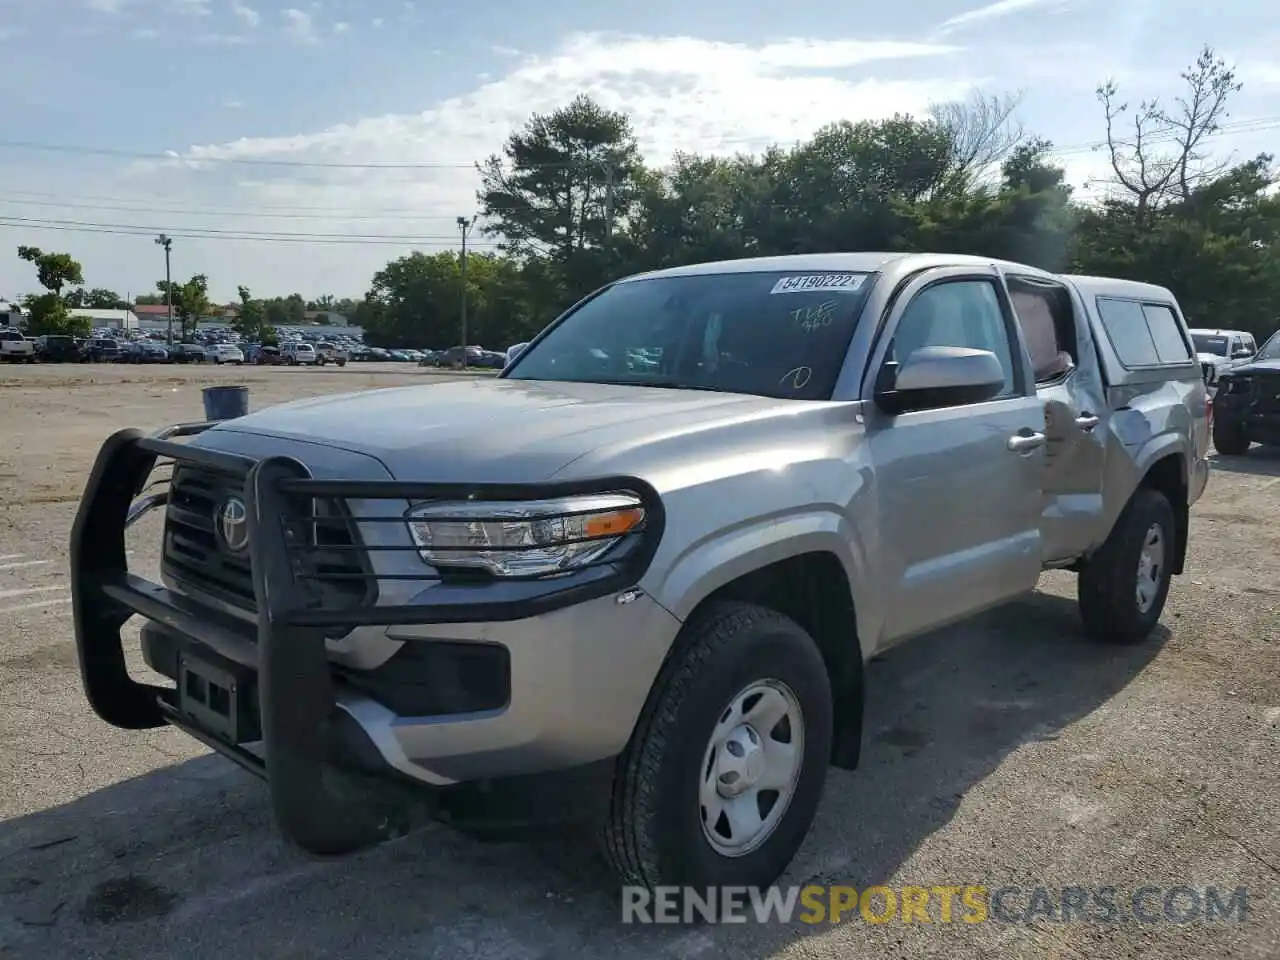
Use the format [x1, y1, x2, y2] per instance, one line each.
[624, 251, 1081, 282]
[1058, 273, 1177, 302]
[1186, 328, 1250, 337]
[69, 308, 138, 322]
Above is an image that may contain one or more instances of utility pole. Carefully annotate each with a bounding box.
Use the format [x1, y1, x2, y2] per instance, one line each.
[155, 234, 173, 345]
[456, 216, 472, 369]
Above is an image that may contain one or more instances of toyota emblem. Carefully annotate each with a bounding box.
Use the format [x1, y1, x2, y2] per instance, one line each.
[217, 496, 249, 555]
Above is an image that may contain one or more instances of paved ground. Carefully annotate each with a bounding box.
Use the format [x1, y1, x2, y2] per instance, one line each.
[0, 363, 1277, 959]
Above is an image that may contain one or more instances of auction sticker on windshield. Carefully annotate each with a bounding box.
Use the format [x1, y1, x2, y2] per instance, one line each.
[769, 274, 866, 295]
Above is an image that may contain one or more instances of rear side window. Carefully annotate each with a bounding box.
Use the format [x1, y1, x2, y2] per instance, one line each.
[1141, 304, 1192, 362]
[1096, 297, 1191, 367]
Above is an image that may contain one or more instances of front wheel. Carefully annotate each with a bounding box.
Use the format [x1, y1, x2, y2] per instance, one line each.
[1212, 418, 1250, 456]
[603, 601, 832, 893]
[1077, 487, 1176, 645]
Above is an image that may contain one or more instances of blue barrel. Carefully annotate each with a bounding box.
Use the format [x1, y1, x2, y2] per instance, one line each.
[202, 385, 249, 421]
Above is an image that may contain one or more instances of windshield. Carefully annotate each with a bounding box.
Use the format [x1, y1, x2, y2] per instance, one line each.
[504, 270, 875, 399]
[1257, 333, 1280, 362]
[1191, 334, 1228, 356]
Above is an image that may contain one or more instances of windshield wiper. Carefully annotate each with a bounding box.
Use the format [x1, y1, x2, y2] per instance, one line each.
[588, 378, 734, 393]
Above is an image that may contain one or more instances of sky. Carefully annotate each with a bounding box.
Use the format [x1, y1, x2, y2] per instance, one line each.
[0, 0, 1276, 303]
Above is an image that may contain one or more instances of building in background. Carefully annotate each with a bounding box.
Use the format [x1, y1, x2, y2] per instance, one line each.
[0, 301, 24, 330]
[70, 308, 139, 331]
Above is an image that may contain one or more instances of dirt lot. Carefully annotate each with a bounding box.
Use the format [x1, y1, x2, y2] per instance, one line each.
[0, 363, 1277, 960]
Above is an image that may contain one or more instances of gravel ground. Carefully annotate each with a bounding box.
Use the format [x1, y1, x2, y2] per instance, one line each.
[0, 363, 1277, 960]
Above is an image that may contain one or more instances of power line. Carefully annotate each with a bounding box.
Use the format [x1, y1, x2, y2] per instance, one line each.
[0, 195, 493, 222]
[0, 217, 506, 247]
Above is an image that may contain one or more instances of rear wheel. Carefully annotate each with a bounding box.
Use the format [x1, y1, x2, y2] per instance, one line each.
[603, 601, 832, 892]
[1212, 418, 1250, 455]
[1078, 487, 1176, 645]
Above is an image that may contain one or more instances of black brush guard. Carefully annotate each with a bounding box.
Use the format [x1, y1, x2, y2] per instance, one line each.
[70, 423, 664, 856]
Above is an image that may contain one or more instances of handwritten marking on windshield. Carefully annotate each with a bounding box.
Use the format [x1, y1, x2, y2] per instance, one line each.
[791, 300, 837, 333]
[780, 366, 812, 390]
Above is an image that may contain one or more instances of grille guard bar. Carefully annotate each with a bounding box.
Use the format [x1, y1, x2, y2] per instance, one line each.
[69, 424, 665, 855]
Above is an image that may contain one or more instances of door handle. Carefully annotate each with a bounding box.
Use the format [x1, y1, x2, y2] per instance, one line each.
[1075, 412, 1100, 430]
[1007, 431, 1046, 453]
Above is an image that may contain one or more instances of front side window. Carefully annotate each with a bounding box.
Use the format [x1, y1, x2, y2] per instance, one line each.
[886, 279, 1018, 399]
[505, 270, 875, 400]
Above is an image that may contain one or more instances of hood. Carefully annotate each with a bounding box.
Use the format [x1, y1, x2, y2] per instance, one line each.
[1222, 359, 1280, 377]
[206, 377, 794, 482]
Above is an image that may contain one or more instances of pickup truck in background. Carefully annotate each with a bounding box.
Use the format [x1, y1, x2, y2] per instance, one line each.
[0, 328, 36, 362]
[69, 252, 1209, 894]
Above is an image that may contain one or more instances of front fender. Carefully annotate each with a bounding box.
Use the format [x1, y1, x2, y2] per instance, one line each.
[641, 509, 878, 662]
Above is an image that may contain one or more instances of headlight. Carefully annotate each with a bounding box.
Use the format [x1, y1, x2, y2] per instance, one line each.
[405, 492, 647, 578]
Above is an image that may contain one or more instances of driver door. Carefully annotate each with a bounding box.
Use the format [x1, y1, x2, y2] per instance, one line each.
[862, 268, 1046, 643]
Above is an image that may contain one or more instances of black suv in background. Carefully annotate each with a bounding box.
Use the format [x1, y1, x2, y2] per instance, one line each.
[82, 338, 121, 362]
[35, 335, 85, 362]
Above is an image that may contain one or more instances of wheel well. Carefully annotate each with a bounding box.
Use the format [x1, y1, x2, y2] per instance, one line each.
[693, 552, 864, 771]
[1141, 454, 1189, 575]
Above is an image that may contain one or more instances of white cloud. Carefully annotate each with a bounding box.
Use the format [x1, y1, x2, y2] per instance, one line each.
[282, 7, 317, 44]
[84, 0, 126, 11]
[231, 2, 260, 28]
[372, 17, 384, 27]
[333, 21, 349, 34]
[492, 44, 520, 57]
[1239, 61, 1280, 87]
[25, 32, 978, 298]
[938, 0, 1073, 32]
[171, 0, 213, 15]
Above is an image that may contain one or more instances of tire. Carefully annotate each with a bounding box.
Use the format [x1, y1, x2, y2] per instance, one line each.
[1077, 487, 1176, 645]
[1212, 418, 1250, 455]
[603, 601, 833, 893]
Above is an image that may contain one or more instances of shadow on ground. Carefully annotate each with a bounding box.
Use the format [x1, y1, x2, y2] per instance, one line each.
[0, 591, 1166, 960]
[1208, 446, 1280, 477]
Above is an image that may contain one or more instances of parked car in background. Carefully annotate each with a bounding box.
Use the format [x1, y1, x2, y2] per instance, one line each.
[206, 343, 245, 365]
[1208, 328, 1280, 455]
[418, 349, 442, 367]
[0, 328, 36, 362]
[315, 342, 348, 366]
[505, 342, 529, 365]
[82, 337, 121, 363]
[441, 344, 484, 368]
[34, 334, 84, 363]
[119, 342, 169, 363]
[170, 343, 206, 363]
[280, 341, 318, 365]
[251, 344, 283, 365]
[1189, 327, 1256, 391]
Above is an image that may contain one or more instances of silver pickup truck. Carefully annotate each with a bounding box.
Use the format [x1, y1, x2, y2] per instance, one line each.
[70, 252, 1209, 893]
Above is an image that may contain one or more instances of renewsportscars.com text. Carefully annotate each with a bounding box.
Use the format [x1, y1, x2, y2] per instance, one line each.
[621, 884, 1252, 925]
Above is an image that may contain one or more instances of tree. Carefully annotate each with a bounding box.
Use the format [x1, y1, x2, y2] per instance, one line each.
[232, 285, 269, 342]
[1097, 46, 1242, 223]
[15, 246, 86, 336]
[477, 94, 644, 299]
[178, 274, 210, 338]
[65, 287, 126, 309]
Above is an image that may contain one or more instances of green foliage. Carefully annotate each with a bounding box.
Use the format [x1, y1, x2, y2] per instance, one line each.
[23, 292, 90, 337]
[232, 285, 269, 342]
[17, 246, 84, 297]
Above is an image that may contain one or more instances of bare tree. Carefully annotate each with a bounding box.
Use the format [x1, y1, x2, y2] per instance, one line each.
[1097, 45, 1242, 223]
[929, 90, 1027, 191]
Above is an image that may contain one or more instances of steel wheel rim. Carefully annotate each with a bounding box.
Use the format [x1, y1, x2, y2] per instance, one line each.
[1136, 522, 1165, 614]
[698, 679, 805, 858]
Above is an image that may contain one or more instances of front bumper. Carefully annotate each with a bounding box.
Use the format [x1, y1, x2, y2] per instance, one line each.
[70, 424, 668, 854]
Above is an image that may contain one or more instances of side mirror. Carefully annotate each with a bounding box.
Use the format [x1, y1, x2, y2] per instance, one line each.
[876, 346, 1006, 415]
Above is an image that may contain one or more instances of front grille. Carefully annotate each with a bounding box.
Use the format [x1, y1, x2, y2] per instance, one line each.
[1255, 374, 1280, 414]
[161, 464, 375, 613]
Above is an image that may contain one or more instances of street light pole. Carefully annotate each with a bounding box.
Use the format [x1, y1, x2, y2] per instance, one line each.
[155, 234, 173, 345]
[457, 216, 472, 369]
